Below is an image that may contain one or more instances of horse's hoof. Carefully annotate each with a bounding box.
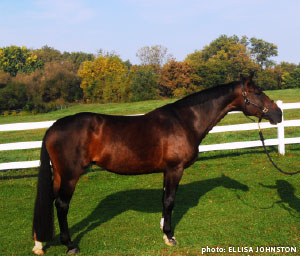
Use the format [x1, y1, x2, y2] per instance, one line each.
[163, 234, 177, 246]
[67, 248, 80, 255]
[32, 247, 44, 255]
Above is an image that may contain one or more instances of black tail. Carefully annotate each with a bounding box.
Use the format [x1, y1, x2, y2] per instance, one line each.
[32, 134, 54, 241]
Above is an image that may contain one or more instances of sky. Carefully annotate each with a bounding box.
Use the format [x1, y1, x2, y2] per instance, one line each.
[1, 0, 299, 65]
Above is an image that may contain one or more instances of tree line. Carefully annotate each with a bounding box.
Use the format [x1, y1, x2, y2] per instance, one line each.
[0, 35, 299, 114]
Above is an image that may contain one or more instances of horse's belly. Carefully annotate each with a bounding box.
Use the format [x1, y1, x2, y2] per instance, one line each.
[96, 158, 164, 175]
[94, 146, 165, 175]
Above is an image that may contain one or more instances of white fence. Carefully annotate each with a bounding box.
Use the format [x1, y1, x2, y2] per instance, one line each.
[0, 101, 300, 171]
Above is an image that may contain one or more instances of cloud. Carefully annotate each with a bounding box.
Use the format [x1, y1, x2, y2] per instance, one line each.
[31, 0, 96, 24]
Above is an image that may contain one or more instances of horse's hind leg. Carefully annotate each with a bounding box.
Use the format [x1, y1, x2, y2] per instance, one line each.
[55, 176, 80, 254]
[160, 173, 166, 231]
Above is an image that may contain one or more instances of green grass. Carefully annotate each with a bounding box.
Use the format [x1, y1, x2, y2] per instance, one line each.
[1, 147, 300, 255]
[0, 88, 300, 255]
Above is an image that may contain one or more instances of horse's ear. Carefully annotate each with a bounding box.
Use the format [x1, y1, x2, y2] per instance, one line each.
[249, 71, 255, 80]
[245, 71, 255, 84]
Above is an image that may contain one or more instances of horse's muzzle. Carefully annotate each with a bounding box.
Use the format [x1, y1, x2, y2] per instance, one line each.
[266, 108, 282, 125]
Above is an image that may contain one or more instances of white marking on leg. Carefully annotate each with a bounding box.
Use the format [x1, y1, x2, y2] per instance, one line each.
[32, 241, 44, 255]
[35, 241, 43, 250]
[160, 217, 164, 230]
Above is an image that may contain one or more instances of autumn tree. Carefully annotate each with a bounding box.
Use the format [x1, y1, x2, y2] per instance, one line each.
[33, 45, 95, 71]
[11, 60, 82, 110]
[0, 71, 11, 88]
[0, 46, 43, 76]
[32, 45, 62, 63]
[158, 60, 198, 97]
[39, 61, 82, 103]
[78, 55, 129, 103]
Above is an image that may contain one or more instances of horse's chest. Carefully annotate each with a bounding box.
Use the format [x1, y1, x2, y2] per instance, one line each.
[163, 136, 198, 167]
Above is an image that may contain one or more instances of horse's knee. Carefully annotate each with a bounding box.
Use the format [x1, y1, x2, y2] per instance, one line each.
[55, 197, 69, 213]
[164, 197, 175, 211]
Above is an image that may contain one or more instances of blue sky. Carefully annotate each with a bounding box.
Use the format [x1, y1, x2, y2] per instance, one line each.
[1, 0, 299, 64]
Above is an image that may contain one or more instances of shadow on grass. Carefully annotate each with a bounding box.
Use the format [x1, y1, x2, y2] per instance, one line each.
[0, 172, 38, 180]
[54, 174, 249, 248]
[260, 180, 300, 217]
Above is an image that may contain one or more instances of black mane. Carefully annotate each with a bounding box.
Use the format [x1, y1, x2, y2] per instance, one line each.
[172, 81, 238, 108]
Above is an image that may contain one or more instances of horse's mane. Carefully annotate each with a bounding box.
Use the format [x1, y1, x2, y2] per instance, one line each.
[172, 81, 238, 108]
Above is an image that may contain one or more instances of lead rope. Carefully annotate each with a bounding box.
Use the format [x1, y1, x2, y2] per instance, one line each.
[258, 119, 300, 175]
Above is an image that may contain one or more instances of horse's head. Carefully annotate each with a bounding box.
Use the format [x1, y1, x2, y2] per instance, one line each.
[237, 74, 282, 125]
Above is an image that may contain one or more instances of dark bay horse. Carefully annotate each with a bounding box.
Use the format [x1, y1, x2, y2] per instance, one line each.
[32, 75, 282, 255]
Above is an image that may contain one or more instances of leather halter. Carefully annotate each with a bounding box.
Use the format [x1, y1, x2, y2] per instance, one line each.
[240, 82, 273, 115]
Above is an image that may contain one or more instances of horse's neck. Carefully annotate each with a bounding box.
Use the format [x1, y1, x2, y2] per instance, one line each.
[175, 87, 237, 144]
[197, 98, 234, 134]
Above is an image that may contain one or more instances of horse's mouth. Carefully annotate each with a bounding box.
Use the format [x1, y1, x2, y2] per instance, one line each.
[270, 120, 278, 125]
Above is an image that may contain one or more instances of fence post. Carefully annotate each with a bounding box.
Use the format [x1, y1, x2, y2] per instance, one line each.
[276, 100, 285, 155]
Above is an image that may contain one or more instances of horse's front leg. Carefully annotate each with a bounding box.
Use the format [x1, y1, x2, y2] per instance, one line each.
[161, 166, 183, 246]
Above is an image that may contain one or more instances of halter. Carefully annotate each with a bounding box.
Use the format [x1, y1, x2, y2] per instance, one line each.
[240, 82, 274, 115]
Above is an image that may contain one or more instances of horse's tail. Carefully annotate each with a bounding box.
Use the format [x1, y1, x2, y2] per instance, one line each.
[32, 134, 54, 241]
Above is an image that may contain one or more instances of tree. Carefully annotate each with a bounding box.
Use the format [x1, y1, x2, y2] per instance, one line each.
[200, 35, 240, 61]
[32, 45, 62, 63]
[255, 68, 279, 90]
[282, 68, 300, 88]
[186, 35, 259, 89]
[12, 60, 83, 106]
[40, 62, 82, 103]
[0, 82, 28, 111]
[130, 65, 158, 101]
[62, 51, 94, 70]
[136, 45, 173, 66]
[277, 62, 297, 73]
[249, 37, 278, 69]
[0, 46, 43, 76]
[0, 71, 11, 88]
[158, 60, 198, 98]
[33, 46, 95, 71]
[78, 55, 129, 103]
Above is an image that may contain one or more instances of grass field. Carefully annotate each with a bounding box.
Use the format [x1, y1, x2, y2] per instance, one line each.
[0, 88, 300, 255]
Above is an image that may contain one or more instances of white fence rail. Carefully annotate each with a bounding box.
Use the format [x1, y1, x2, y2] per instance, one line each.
[1, 101, 300, 171]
